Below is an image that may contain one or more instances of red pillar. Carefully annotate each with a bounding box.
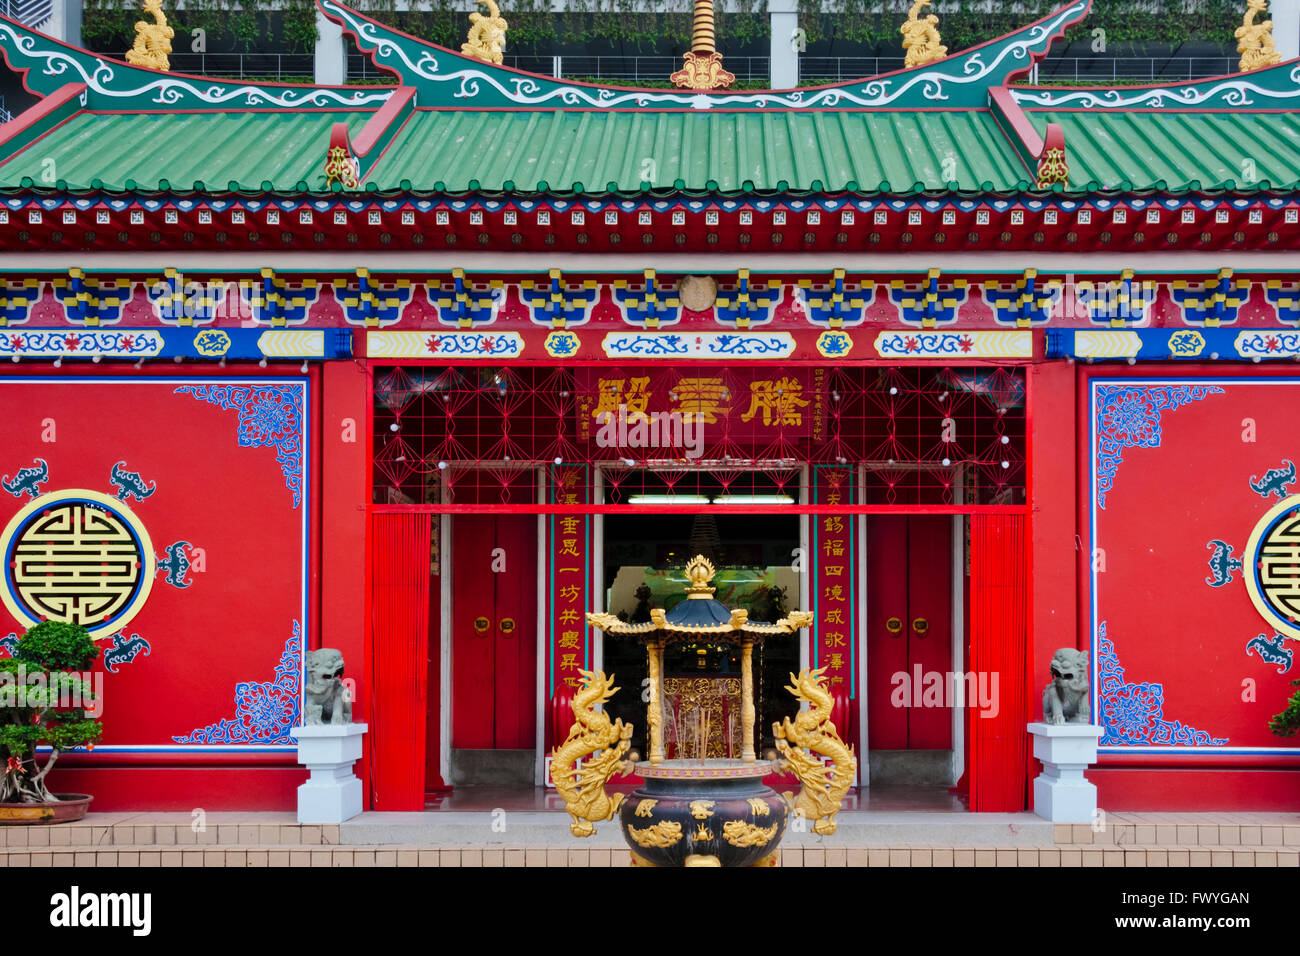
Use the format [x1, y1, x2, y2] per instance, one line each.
[1027, 360, 1079, 810]
[321, 360, 372, 806]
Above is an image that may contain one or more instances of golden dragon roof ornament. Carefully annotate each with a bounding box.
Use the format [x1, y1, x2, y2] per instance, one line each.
[462, 0, 508, 65]
[124, 0, 173, 71]
[901, 0, 947, 69]
[1236, 0, 1282, 72]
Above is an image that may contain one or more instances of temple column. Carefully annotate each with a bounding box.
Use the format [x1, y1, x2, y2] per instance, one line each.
[647, 639, 665, 764]
[740, 638, 756, 762]
[1275, 0, 1300, 60]
[769, 0, 799, 90]
[315, 7, 347, 86]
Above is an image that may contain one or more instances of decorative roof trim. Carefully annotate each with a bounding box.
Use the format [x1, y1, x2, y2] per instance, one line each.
[988, 86, 1067, 189]
[327, 86, 417, 188]
[320, 0, 1090, 111]
[0, 81, 84, 160]
[0, 11, 393, 111]
[1009, 59, 1300, 111]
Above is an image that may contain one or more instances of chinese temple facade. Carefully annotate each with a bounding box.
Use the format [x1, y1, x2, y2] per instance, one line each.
[0, 0, 1298, 814]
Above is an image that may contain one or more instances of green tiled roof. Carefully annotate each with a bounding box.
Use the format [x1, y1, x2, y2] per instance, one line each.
[365, 109, 1033, 196]
[0, 111, 370, 192]
[1027, 110, 1300, 193]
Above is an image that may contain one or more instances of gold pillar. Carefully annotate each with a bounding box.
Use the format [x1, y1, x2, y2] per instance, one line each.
[741, 638, 756, 762]
[647, 639, 665, 764]
[670, 0, 736, 90]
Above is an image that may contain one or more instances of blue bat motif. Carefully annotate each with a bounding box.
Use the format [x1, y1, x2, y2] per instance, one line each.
[2, 458, 48, 498]
[1249, 459, 1296, 500]
[109, 460, 156, 502]
[156, 541, 193, 588]
[1246, 633, 1293, 674]
[102, 633, 151, 674]
[1206, 540, 1243, 587]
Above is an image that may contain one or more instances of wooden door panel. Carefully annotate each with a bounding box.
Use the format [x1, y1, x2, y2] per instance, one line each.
[452, 515, 496, 749]
[907, 516, 953, 749]
[866, 516, 909, 749]
[493, 515, 538, 748]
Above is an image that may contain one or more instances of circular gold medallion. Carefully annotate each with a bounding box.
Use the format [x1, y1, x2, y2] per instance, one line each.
[2, 490, 155, 638]
[1245, 494, 1300, 640]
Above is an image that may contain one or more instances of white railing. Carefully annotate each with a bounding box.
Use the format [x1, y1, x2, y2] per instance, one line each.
[164, 51, 1241, 86]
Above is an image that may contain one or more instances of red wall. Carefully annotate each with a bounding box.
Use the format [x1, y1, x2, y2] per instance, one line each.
[1078, 368, 1300, 808]
[0, 371, 312, 809]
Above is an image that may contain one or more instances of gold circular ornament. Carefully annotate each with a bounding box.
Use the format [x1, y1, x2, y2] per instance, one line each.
[1, 490, 155, 638]
[1244, 494, 1300, 640]
[677, 276, 717, 312]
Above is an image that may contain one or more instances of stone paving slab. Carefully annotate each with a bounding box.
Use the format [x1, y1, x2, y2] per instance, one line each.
[0, 844, 1296, 867]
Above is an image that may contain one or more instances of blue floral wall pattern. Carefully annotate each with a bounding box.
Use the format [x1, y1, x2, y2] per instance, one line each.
[1093, 384, 1224, 510]
[1096, 622, 1227, 747]
[175, 383, 305, 507]
[172, 620, 301, 745]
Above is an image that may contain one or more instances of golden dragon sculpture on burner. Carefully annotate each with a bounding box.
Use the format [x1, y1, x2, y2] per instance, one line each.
[773, 666, 857, 836]
[551, 668, 634, 837]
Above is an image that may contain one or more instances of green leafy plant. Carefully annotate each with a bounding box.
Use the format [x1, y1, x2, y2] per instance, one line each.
[0, 623, 103, 804]
[1269, 678, 1300, 738]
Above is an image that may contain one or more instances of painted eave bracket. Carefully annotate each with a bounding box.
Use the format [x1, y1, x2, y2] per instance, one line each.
[326, 86, 416, 190]
[989, 85, 1067, 190]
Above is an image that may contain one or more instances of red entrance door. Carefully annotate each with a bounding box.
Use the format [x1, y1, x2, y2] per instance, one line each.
[866, 516, 953, 750]
[451, 515, 538, 749]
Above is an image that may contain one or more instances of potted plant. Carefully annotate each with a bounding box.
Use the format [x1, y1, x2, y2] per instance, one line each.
[0, 622, 102, 823]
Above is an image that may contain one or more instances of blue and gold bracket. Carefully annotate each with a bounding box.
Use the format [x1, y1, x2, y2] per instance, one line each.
[432, 268, 502, 327]
[521, 269, 599, 328]
[715, 270, 781, 328]
[984, 268, 1062, 327]
[890, 268, 967, 327]
[53, 268, 132, 326]
[613, 270, 681, 328]
[1170, 268, 1252, 327]
[799, 269, 873, 327]
[334, 267, 412, 328]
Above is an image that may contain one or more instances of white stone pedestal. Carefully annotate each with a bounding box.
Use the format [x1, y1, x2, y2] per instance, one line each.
[1028, 722, 1102, 823]
[291, 724, 368, 824]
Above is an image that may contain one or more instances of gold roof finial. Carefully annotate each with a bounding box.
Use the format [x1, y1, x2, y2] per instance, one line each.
[462, 0, 508, 65]
[671, 0, 735, 90]
[125, 0, 173, 72]
[901, 0, 947, 69]
[1236, 0, 1282, 72]
[683, 554, 717, 597]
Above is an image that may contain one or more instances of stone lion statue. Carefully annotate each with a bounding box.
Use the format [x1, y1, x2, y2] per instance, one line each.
[1042, 648, 1089, 725]
[305, 648, 351, 725]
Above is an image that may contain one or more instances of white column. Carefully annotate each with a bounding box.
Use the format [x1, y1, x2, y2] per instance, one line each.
[769, 0, 799, 90]
[314, 7, 347, 86]
[1028, 722, 1102, 823]
[40, 0, 78, 44]
[1274, 0, 1300, 61]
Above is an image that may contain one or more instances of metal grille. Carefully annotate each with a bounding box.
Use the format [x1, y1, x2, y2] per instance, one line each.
[372, 365, 1026, 509]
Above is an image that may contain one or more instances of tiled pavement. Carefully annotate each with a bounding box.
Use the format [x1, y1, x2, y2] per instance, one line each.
[1, 810, 1298, 865]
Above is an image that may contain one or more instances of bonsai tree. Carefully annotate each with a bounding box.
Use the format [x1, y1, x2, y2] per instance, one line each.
[0, 622, 102, 803]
